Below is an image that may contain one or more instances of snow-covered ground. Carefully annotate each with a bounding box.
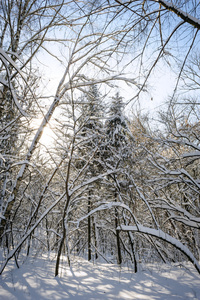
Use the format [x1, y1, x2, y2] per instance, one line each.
[0, 254, 200, 299]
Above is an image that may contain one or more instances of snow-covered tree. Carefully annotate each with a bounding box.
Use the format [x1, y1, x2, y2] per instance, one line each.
[1, 0, 200, 279]
[146, 103, 200, 260]
[102, 92, 134, 264]
[75, 84, 104, 261]
[0, 1, 138, 268]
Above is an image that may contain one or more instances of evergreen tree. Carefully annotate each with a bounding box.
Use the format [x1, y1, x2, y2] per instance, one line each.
[75, 84, 104, 261]
[106, 92, 129, 158]
[104, 92, 136, 266]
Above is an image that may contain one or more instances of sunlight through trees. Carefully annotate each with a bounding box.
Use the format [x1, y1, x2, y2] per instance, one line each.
[0, 0, 200, 278]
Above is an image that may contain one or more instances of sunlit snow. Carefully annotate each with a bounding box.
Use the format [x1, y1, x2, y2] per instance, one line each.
[0, 254, 200, 299]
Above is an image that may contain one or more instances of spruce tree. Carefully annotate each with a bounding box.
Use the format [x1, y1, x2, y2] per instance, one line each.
[104, 92, 133, 265]
[76, 84, 104, 261]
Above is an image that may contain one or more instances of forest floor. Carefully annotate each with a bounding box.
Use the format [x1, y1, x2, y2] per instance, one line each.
[0, 253, 200, 299]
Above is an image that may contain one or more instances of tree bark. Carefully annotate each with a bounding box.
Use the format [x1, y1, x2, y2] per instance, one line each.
[88, 191, 92, 261]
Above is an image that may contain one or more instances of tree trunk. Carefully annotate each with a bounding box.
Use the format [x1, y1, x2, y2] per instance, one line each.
[55, 194, 70, 276]
[115, 190, 122, 264]
[127, 231, 137, 272]
[92, 216, 98, 260]
[88, 191, 92, 261]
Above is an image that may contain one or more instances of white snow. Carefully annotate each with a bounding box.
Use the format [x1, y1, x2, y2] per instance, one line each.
[158, 0, 200, 28]
[0, 254, 200, 300]
[75, 202, 135, 228]
[118, 224, 200, 274]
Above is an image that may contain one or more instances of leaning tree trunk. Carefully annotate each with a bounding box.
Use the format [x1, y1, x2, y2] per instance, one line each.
[55, 194, 71, 277]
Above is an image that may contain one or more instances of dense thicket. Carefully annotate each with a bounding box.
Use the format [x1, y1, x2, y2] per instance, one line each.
[0, 0, 200, 276]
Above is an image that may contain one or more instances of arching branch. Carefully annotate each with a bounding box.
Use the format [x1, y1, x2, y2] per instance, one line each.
[118, 224, 200, 275]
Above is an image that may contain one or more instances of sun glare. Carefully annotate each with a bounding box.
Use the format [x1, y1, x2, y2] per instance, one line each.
[31, 117, 56, 149]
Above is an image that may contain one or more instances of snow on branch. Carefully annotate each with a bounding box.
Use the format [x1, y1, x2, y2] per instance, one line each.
[130, 175, 159, 229]
[158, 0, 200, 30]
[63, 75, 139, 91]
[73, 202, 138, 229]
[182, 151, 200, 158]
[118, 224, 200, 274]
[0, 48, 24, 77]
[168, 212, 200, 229]
[0, 153, 6, 162]
[0, 77, 9, 87]
[0, 192, 66, 275]
[70, 169, 120, 196]
[150, 201, 200, 229]
[0, 48, 28, 117]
